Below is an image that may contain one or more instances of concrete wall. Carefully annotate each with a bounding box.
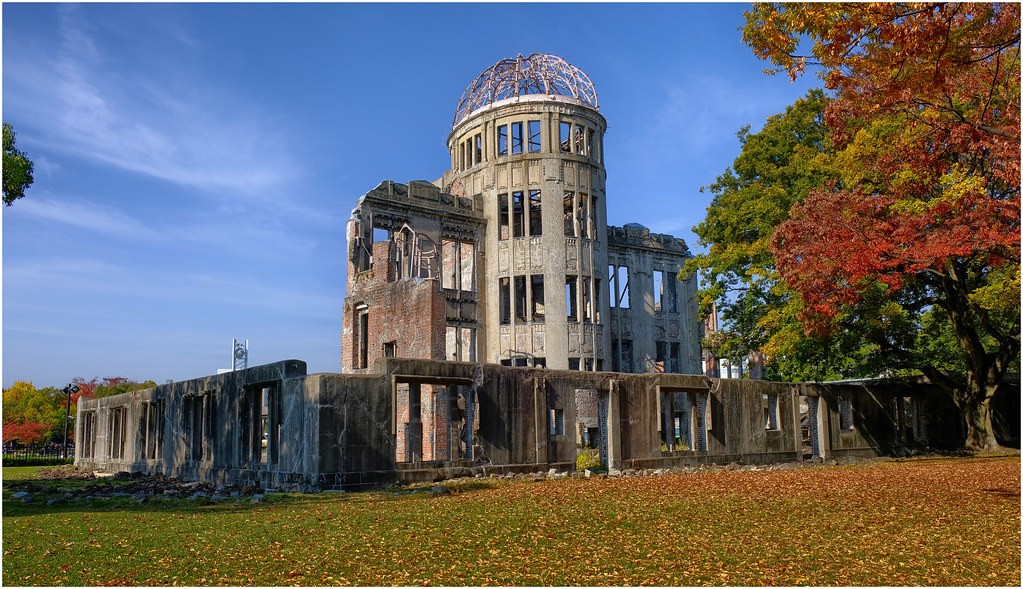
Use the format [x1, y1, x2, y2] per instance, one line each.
[77, 358, 1006, 491]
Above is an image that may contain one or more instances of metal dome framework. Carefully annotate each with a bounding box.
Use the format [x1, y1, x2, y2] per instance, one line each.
[453, 53, 599, 126]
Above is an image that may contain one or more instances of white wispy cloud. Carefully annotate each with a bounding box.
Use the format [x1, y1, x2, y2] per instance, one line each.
[10, 5, 301, 200]
[16, 197, 161, 241]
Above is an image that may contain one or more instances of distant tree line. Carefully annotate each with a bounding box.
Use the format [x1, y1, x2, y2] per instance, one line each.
[2, 378, 157, 446]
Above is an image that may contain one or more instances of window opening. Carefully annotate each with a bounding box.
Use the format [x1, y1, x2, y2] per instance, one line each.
[512, 191, 525, 237]
[666, 269, 678, 313]
[497, 124, 508, 156]
[581, 278, 592, 322]
[531, 274, 545, 322]
[532, 357, 547, 368]
[383, 341, 396, 358]
[109, 406, 127, 460]
[560, 122, 571, 152]
[588, 128, 596, 160]
[528, 120, 541, 152]
[590, 194, 598, 236]
[655, 341, 667, 373]
[528, 190, 542, 236]
[610, 264, 631, 308]
[568, 358, 580, 370]
[549, 409, 565, 436]
[566, 276, 578, 320]
[670, 342, 680, 373]
[654, 270, 665, 313]
[511, 121, 524, 154]
[578, 193, 589, 238]
[838, 396, 854, 430]
[500, 277, 511, 324]
[499, 193, 510, 240]
[764, 393, 780, 430]
[515, 276, 527, 321]
[355, 306, 369, 369]
[144, 400, 163, 460]
[574, 124, 588, 156]
[81, 411, 96, 459]
[514, 357, 528, 367]
[563, 192, 576, 237]
[474, 133, 483, 164]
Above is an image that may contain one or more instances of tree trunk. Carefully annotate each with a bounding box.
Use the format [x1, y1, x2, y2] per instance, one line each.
[957, 385, 1001, 451]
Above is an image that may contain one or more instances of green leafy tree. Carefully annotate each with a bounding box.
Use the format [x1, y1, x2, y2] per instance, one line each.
[684, 89, 876, 380]
[745, 2, 1020, 449]
[2, 381, 65, 444]
[3, 123, 34, 206]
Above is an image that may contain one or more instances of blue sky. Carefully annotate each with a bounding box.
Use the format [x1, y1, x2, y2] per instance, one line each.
[2, 2, 818, 389]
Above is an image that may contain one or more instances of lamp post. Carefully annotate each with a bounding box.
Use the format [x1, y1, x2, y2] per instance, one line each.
[62, 384, 79, 459]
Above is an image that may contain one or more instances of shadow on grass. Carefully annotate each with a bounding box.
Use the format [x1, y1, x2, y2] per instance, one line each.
[2, 473, 512, 519]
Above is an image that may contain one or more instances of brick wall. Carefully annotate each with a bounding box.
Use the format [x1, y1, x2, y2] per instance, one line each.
[342, 241, 448, 372]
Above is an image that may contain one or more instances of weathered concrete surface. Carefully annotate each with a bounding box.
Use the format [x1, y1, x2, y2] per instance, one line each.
[77, 358, 1009, 491]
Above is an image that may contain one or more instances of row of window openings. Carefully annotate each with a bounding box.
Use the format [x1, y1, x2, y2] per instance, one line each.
[359, 228, 477, 293]
[608, 265, 679, 313]
[79, 387, 282, 466]
[609, 340, 683, 374]
[659, 392, 781, 453]
[498, 275, 600, 324]
[497, 357, 601, 371]
[458, 120, 600, 171]
[498, 190, 598, 240]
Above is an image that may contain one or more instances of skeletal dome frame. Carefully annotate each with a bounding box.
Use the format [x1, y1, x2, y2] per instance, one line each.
[453, 53, 599, 126]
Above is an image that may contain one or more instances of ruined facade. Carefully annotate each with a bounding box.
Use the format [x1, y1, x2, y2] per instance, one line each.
[74, 357, 1019, 491]
[342, 53, 700, 376]
[72, 53, 1020, 491]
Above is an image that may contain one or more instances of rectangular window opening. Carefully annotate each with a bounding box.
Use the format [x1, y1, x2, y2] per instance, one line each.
[499, 193, 510, 240]
[528, 120, 541, 152]
[500, 277, 511, 325]
[560, 122, 572, 152]
[511, 121, 524, 154]
[529, 190, 542, 236]
[838, 396, 854, 430]
[383, 341, 396, 358]
[655, 341, 667, 374]
[512, 191, 525, 238]
[474, 133, 483, 164]
[574, 124, 588, 155]
[563, 192, 576, 237]
[581, 278, 592, 322]
[654, 270, 665, 313]
[356, 306, 370, 369]
[81, 411, 96, 459]
[515, 275, 527, 322]
[566, 276, 578, 320]
[549, 408, 565, 436]
[578, 192, 589, 239]
[497, 125, 508, 156]
[764, 393, 780, 431]
[610, 264, 630, 309]
[531, 274, 545, 322]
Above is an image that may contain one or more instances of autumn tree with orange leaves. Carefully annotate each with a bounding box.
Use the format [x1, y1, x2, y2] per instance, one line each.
[743, 3, 1020, 450]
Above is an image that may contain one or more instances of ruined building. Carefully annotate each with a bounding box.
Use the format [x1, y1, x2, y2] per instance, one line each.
[342, 53, 701, 376]
[73, 54, 1019, 492]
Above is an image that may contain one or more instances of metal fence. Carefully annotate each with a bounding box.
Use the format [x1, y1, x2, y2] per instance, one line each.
[2, 443, 74, 462]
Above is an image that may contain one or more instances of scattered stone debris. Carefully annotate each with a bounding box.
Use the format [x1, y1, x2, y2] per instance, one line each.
[3, 454, 913, 506]
[3, 467, 263, 506]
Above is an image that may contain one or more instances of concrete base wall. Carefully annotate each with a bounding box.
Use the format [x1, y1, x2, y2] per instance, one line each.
[76, 358, 1010, 491]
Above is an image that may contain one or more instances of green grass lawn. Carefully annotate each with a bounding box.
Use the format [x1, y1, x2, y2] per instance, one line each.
[3, 455, 1019, 586]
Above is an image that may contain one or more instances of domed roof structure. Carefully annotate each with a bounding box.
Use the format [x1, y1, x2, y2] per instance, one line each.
[452, 53, 599, 126]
